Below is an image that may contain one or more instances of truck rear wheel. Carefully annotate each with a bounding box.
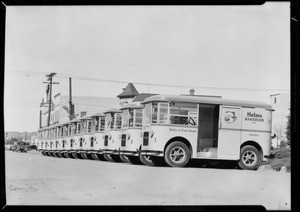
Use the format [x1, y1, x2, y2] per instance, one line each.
[110, 154, 122, 162]
[238, 145, 261, 170]
[127, 155, 142, 164]
[103, 153, 114, 162]
[81, 153, 89, 159]
[91, 153, 99, 160]
[164, 141, 190, 167]
[96, 153, 106, 161]
[139, 155, 154, 166]
[119, 154, 130, 163]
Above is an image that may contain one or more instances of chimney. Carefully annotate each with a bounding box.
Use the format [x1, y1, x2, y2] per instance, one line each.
[190, 88, 195, 96]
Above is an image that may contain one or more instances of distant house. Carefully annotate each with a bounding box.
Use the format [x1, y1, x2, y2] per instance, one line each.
[117, 83, 140, 106]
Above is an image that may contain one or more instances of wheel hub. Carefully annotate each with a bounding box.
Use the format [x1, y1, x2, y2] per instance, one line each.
[242, 150, 257, 166]
[170, 147, 185, 163]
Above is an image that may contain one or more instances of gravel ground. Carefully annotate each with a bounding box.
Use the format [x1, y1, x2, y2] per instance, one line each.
[5, 150, 290, 210]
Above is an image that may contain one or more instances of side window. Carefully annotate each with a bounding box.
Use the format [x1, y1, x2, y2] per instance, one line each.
[93, 117, 99, 132]
[88, 120, 92, 133]
[115, 113, 122, 130]
[77, 123, 81, 134]
[152, 103, 158, 123]
[135, 109, 143, 128]
[144, 103, 151, 124]
[105, 113, 112, 130]
[122, 110, 129, 128]
[170, 102, 197, 126]
[159, 103, 169, 124]
[68, 125, 72, 136]
[129, 109, 134, 127]
[110, 113, 115, 129]
[100, 117, 105, 131]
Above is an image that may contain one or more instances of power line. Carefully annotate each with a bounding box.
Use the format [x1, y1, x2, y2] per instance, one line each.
[56, 73, 290, 92]
[7, 70, 290, 92]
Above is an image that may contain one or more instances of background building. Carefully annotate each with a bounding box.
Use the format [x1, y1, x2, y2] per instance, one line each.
[39, 94, 120, 128]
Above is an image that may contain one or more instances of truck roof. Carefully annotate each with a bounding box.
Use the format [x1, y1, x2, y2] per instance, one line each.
[142, 94, 273, 109]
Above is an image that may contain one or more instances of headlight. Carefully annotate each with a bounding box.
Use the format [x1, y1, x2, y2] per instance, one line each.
[150, 130, 154, 138]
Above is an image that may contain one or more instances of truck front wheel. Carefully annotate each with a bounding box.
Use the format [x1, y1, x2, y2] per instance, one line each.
[238, 145, 261, 170]
[164, 141, 190, 167]
[139, 155, 154, 166]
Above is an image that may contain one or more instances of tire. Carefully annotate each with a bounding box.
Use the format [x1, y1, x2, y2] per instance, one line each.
[68, 152, 76, 158]
[110, 154, 122, 162]
[61, 152, 68, 158]
[127, 155, 142, 164]
[57, 152, 64, 158]
[119, 154, 130, 163]
[103, 153, 114, 162]
[238, 145, 261, 170]
[81, 153, 89, 160]
[86, 153, 94, 160]
[139, 154, 154, 166]
[91, 153, 99, 160]
[151, 156, 167, 166]
[164, 141, 190, 167]
[96, 153, 106, 161]
[64, 152, 71, 158]
[72, 152, 79, 159]
[76, 153, 85, 159]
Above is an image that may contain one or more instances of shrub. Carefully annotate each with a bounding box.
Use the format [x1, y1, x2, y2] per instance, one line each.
[263, 147, 291, 172]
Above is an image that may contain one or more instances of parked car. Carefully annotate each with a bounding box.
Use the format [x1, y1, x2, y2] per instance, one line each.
[12, 142, 28, 153]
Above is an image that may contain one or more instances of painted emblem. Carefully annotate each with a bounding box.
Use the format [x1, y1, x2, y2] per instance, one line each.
[224, 111, 237, 123]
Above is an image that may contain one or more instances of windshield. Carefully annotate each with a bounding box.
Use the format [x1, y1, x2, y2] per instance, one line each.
[144, 103, 152, 124]
[105, 113, 112, 130]
[122, 109, 133, 128]
[115, 113, 122, 130]
[135, 109, 143, 128]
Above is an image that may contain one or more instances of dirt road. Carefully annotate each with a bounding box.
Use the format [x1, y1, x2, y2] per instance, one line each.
[5, 151, 290, 209]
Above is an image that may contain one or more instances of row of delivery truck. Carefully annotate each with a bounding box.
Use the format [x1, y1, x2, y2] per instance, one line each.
[37, 94, 274, 170]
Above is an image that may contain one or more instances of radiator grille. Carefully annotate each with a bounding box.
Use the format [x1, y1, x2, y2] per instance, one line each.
[143, 132, 149, 146]
[104, 135, 108, 146]
[121, 134, 126, 147]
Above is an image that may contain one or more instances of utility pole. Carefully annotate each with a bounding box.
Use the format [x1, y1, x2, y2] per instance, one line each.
[43, 73, 59, 127]
[69, 77, 75, 120]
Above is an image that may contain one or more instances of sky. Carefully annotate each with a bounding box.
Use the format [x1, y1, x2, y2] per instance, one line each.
[4, 3, 290, 132]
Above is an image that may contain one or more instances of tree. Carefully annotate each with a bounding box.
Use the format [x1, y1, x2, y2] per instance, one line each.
[286, 113, 291, 145]
[273, 124, 286, 148]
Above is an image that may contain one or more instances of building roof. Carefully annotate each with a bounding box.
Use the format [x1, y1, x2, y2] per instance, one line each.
[70, 118, 81, 123]
[103, 108, 122, 114]
[117, 83, 139, 98]
[90, 113, 105, 117]
[80, 115, 92, 120]
[120, 103, 144, 110]
[132, 93, 158, 102]
[142, 94, 273, 109]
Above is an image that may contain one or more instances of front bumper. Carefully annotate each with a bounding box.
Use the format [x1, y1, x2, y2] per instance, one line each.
[140, 150, 163, 156]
